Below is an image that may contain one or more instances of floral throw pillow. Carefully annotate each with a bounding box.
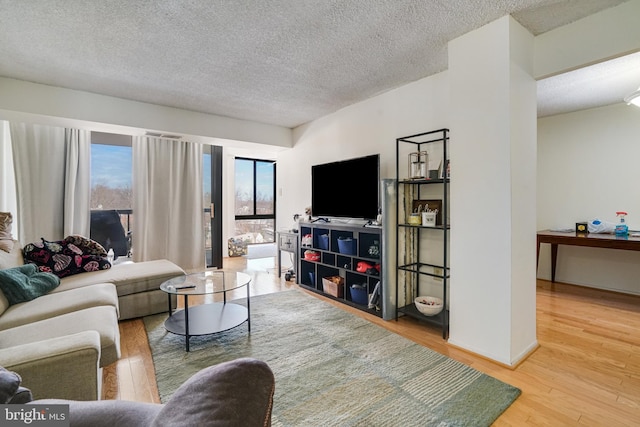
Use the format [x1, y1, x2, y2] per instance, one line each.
[23, 237, 111, 278]
[64, 235, 108, 257]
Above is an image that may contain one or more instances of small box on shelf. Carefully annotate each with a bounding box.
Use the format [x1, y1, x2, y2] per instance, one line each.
[322, 276, 344, 298]
[576, 222, 588, 234]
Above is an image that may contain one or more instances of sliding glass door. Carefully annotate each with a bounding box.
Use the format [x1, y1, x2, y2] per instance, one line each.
[204, 145, 223, 268]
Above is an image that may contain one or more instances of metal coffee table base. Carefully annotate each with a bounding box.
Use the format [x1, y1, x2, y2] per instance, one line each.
[164, 302, 249, 351]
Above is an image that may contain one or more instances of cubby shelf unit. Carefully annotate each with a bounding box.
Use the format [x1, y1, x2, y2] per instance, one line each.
[298, 221, 384, 317]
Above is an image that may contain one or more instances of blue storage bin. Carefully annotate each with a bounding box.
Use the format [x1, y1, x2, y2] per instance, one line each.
[337, 237, 356, 255]
[350, 284, 368, 305]
[308, 272, 315, 284]
[318, 234, 329, 250]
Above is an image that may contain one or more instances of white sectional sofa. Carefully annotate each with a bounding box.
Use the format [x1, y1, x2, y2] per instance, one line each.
[0, 240, 185, 400]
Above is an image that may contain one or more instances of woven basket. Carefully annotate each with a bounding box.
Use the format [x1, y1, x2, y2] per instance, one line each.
[322, 276, 344, 297]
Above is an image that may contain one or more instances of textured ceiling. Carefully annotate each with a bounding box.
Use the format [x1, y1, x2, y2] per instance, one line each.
[538, 51, 640, 117]
[0, 0, 632, 129]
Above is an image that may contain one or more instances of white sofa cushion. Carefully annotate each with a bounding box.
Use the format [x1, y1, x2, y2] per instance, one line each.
[0, 330, 102, 401]
[0, 283, 119, 330]
[0, 243, 25, 316]
[0, 305, 120, 368]
[0, 240, 184, 319]
[53, 260, 184, 297]
[0, 241, 24, 270]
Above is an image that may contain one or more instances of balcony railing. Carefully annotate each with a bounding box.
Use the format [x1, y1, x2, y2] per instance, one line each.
[91, 208, 272, 264]
[117, 209, 133, 235]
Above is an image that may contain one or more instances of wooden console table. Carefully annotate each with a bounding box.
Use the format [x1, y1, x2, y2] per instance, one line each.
[537, 230, 640, 282]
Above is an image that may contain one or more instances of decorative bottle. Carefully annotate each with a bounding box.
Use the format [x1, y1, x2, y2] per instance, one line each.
[615, 211, 628, 236]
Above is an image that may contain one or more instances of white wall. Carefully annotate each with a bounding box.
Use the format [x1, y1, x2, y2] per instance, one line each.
[277, 71, 450, 231]
[0, 77, 290, 259]
[537, 103, 640, 294]
[0, 77, 292, 149]
[534, 0, 640, 78]
[447, 16, 537, 366]
[276, 4, 640, 364]
[527, 0, 640, 297]
[0, 0, 639, 364]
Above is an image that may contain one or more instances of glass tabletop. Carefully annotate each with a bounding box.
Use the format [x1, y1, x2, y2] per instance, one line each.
[160, 271, 251, 295]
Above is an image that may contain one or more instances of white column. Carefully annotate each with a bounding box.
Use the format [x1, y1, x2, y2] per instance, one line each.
[447, 16, 537, 366]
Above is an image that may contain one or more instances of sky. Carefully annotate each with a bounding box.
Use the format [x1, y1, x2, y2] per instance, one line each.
[91, 144, 212, 194]
[91, 144, 132, 188]
[235, 159, 253, 197]
[235, 159, 274, 200]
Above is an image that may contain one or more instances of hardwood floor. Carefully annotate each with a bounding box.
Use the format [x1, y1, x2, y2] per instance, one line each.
[102, 256, 640, 426]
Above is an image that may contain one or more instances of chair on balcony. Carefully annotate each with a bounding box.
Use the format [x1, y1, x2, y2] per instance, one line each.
[90, 210, 130, 259]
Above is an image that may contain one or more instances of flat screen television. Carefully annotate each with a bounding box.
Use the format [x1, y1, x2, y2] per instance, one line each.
[311, 154, 380, 220]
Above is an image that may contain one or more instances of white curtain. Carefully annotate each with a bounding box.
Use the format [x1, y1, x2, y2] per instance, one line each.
[133, 136, 204, 271]
[10, 123, 90, 244]
[63, 129, 91, 237]
[0, 121, 19, 239]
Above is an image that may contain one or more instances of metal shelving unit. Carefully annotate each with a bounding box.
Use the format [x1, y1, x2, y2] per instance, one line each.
[395, 128, 450, 338]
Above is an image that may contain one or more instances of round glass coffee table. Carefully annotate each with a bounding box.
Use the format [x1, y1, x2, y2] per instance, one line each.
[160, 271, 251, 352]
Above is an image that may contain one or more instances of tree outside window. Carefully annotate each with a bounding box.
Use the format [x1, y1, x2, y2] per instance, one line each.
[234, 158, 275, 243]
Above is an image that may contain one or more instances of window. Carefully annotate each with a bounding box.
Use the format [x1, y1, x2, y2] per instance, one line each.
[90, 132, 133, 255]
[90, 143, 132, 210]
[234, 157, 276, 243]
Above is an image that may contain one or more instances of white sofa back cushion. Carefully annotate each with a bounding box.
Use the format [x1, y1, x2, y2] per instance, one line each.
[0, 241, 24, 270]
[0, 242, 24, 316]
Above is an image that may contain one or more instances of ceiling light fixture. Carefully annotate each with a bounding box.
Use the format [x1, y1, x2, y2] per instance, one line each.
[624, 87, 640, 107]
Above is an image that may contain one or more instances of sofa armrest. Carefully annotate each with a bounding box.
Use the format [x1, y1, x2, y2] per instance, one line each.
[29, 359, 275, 427]
[154, 358, 275, 427]
[0, 330, 102, 401]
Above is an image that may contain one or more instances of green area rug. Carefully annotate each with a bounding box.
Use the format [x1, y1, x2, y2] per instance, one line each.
[144, 290, 520, 426]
